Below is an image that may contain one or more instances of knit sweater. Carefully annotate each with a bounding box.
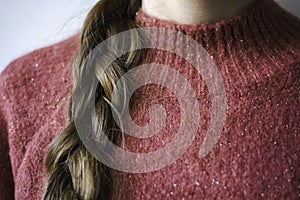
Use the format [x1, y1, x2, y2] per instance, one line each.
[0, 0, 299, 199]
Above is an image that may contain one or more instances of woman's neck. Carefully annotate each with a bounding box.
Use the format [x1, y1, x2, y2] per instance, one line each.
[141, 0, 256, 24]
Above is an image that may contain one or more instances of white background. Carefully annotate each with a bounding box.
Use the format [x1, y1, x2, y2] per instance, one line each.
[0, 0, 299, 73]
[0, 0, 97, 72]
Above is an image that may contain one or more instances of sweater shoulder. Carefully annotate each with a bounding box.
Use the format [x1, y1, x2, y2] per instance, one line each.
[0, 35, 79, 87]
[0, 35, 79, 181]
[0, 35, 79, 106]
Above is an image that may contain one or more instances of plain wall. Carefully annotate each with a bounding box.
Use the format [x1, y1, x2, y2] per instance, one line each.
[0, 0, 97, 72]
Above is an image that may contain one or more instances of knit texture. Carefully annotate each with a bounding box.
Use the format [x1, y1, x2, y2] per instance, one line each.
[0, 35, 78, 200]
[0, 0, 299, 199]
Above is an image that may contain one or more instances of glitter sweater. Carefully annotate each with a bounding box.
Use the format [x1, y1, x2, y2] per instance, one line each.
[0, 0, 299, 199]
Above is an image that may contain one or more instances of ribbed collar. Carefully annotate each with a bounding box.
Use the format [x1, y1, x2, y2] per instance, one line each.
[134, 0, 300, 88]
[135, 0, 299, 52]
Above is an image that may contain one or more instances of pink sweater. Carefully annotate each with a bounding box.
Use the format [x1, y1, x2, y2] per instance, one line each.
[0, 0, 299, 199]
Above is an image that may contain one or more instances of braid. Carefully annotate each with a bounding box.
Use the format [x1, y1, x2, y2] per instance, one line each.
[43, 0, 143, 199]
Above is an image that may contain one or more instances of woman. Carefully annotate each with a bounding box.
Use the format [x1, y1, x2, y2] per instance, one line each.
[0, 0, 299, 199]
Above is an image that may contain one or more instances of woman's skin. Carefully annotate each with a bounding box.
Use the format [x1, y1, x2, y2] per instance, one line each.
[141, 0, 256, 24]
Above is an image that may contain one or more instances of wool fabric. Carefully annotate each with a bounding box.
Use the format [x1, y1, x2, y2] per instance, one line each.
[0, 0, 299, 199]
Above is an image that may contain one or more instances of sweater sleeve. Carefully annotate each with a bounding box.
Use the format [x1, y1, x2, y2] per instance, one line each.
[0, 71, 15, 199]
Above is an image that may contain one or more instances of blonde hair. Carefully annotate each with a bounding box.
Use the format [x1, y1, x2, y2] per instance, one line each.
[43, 0, 144, 199]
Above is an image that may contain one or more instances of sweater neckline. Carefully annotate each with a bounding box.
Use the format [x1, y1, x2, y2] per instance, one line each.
[134, 0, 300, 89]
[136, 0, 265, 29]
[135, 0, 299, 52]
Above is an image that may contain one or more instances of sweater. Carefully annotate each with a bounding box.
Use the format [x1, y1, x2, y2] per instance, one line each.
[0, 0, 299, 199]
